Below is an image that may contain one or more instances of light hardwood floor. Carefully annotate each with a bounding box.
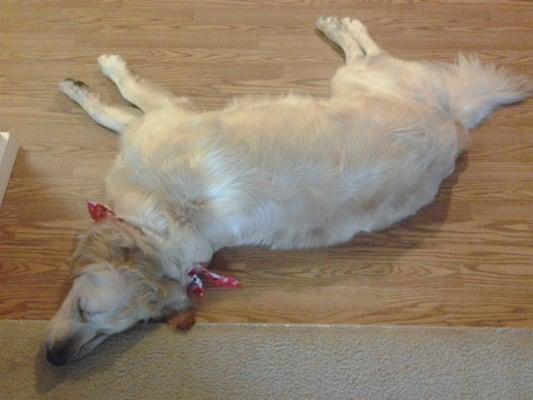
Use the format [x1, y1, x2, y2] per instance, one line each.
[1, 1, 532, 326]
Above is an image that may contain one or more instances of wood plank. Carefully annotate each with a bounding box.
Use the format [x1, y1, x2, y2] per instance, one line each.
[0, 0, 532, 327]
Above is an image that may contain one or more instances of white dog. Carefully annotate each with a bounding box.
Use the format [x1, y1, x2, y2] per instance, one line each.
[44, 17, 530, 365]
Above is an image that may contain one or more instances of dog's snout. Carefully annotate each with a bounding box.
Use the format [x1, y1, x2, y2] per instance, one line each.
[46, 346, 69, 366]
[46, 339, 75, 366]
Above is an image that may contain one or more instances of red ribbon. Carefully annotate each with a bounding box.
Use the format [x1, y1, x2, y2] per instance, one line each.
[187, 265, 241, 298]
[87, 200, 241, 298]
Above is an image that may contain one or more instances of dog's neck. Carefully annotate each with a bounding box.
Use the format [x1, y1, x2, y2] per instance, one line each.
[86, 200, 215, 284]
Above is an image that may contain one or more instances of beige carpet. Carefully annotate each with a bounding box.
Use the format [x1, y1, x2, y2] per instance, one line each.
[0, 321, 532, 400]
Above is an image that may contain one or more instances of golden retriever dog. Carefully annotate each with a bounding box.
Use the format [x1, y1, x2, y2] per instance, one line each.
[44, 17, 530, 365]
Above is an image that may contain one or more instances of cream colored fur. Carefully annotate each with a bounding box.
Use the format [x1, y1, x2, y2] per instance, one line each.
[45, 17, 530, 365]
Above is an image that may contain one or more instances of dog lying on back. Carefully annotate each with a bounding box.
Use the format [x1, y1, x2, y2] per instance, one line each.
[44, 17, 530, 365]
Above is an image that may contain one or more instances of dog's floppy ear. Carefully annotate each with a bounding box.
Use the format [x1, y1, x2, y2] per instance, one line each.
[71, 219, 158, 274]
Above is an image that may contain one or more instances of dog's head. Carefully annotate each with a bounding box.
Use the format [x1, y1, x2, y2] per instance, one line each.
[44, 219, 190, 366]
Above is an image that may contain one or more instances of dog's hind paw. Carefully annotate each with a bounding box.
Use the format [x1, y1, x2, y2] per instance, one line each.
[340, 17, 368, 35]
[316, 16, 341, 34]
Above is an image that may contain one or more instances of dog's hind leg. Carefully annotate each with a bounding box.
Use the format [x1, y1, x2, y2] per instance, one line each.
[59, 79, 141, 133]
[317, 16, 364, 63]
[340, 18, 382, 57]
[317, 16, 382, 63]
[97, 55, 187, 112]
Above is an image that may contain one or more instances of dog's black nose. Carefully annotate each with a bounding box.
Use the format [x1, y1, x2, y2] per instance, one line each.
[46, 343, 71, 366]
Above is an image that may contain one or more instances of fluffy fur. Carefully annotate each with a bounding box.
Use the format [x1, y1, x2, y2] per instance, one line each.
[45, 17, 530, 365]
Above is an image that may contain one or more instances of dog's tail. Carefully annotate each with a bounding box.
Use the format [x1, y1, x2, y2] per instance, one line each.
[445, 54, 531, 129]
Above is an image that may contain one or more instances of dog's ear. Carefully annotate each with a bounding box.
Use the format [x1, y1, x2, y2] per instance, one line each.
[71, 220, 158, 274]
[149, 306, 196, 331]
[166, 307, 196, 331]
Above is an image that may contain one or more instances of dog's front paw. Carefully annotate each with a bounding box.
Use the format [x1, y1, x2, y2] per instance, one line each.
[59, 78, 91, 103]
[97, 54, 128, 80]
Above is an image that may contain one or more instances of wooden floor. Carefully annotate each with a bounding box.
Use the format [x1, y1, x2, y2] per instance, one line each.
[1, 1, 532, 327]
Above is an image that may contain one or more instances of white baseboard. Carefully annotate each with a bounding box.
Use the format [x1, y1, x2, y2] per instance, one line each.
[0, 132, 19, 205]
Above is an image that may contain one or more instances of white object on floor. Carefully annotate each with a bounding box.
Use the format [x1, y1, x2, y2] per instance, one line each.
[0, 132, 19, 205]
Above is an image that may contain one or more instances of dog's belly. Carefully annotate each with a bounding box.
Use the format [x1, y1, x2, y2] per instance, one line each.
[207, 114, 459, 250]
[227, 172, 444, 250]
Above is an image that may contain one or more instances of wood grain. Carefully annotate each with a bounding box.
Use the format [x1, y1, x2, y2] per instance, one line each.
[0, 0, 532, 327]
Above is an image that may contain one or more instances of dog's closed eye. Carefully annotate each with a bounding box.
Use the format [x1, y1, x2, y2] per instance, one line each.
[77, 299, 103, 321]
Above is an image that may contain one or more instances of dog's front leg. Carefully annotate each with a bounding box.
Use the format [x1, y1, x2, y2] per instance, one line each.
[98, 54, 191, 112]
[59, 78, 141, 133]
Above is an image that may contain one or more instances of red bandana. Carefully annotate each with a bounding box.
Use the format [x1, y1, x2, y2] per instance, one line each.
[187, 265, 241, 297]
[87, 201, 120, 222]
[87, 200, 241, 298]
